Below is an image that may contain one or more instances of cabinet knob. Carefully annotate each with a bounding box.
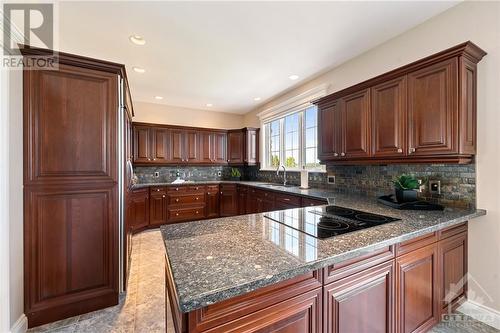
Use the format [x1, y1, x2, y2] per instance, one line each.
[227, 159, 230, 162]
[409, 147, 416, 154]
[175, 188, 179, 191]
[162, 195, 165, 198]
[195, 187, 199, 190]
[283, 198, 290, 201]
[220, 192, 223, 195]
[153, 158, 156, 161]
[196, 211, 199, 214]
[207, 192, 211, 195]
[334, 153, 338, 157]
[148, 158, 151, 161]
[397, 148, 403, 153]
[175, 198, 179, 202]
[340, 152, 345, 157]
[156, 189, 160, 192]
[176, 213, 179, 216]
[195, 197, 199, 200]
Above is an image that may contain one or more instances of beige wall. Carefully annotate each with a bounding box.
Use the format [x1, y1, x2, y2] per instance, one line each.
[245, 1, 500, 312]
[133, 102, 245, 129]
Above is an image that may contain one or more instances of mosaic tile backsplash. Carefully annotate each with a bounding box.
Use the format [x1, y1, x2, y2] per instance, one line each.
[134, 163, 476, 208]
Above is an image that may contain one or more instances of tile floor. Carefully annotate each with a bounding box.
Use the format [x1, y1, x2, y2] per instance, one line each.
[27, 229, 498, 333]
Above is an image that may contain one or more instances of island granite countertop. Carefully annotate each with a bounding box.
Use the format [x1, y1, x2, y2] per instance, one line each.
[160, 189, 486, 313]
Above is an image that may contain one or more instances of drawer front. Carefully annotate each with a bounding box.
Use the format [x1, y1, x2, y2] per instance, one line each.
[302, 197, 327, 207]
[396, 231, 438, 256]
[220, 184, 237, 191]
[167, 206, 205, 222]
[149, 186, 166, 195]
[167, 186, 189, 194]
[256, 189, 274, 200]
[168, 194, 205, 205]
[206, 185, 219, 193]
[275, 193, 301, 206]
[188, 185, 206, 193]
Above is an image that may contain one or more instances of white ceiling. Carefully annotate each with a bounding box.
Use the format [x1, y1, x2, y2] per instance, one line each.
[57, 1, 458, 114]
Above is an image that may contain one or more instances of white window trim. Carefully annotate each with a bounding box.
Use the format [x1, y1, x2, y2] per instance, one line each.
[258, 84, 329, 173]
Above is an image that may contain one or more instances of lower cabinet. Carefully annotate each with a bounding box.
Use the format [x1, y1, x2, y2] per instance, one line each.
[149, 188, 168, 226]
[205, 185, 220, 218]
[129, 188, 150, 231]
[396, 243, 440, 333]
[324, 260, 394, 333]
[237, 185, 247, 215]
[220, 184, 238, 217]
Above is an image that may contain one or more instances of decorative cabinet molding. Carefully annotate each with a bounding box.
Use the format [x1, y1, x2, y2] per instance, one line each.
[132, 123, 259, 166]
[314, 41, 486, 165]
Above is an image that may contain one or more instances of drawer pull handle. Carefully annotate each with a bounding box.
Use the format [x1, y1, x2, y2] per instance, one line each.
[176, 213, 179, 216]
[162, 195, 165, 198]
[195, 187, 199, 190]
[207, 192, 211, 195]
[175, 199, 179, 202]
[196, 211, 199, 214]
[334, 152, 338, 157]
[283, 198, 290, 201]
[175, 188, 179, 191]
[341, 152, 345, 157]
[409, 147, 416, 154]
[397, 148, 403, 153]
[195, 197, 199, 200]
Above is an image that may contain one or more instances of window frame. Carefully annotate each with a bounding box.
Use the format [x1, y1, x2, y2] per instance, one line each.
[261, 104, 325, 172]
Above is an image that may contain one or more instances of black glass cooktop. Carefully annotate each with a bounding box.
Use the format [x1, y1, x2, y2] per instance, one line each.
[264, 205, 400, 239]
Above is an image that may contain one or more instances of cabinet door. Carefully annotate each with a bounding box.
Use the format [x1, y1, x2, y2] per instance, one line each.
[206, 187, 220, 218]
[372, 77, 406, 158]
[133, 126, 152, 163]
[169, 129, 185, 163]
[228, 131, 244, 164]
[129, 189, 149, 231]
[408, 58, 458, 156]
[324, 261, 394, 333]
[149, 192, 167, 226]
[238, 190, 247, 215]
[246, 129, 259, 165]
[213, 132, 228, 164]
[220, 185, 238, 217]
[246, 188, 258, 214]
[341, 88, 371, 159]
[185, 130, 201, 163]
[396, 243, 439, 333]
[151, 128, 170, 164]
[439, 231, 467, 313]
[200, 131, 215, 163]
[318, 100, 342, 160]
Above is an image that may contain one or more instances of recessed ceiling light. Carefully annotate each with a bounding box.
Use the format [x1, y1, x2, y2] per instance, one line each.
[154, 96, 163, 100]
[253, 97, 261, 101]
[133, 66, 145, 73]
[129, 35, 146, 45]
[288, 74, 299, 80]
[206, 103, 213, 107]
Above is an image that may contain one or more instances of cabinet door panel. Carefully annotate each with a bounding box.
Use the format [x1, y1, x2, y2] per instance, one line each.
[220, 185, 238, 216]
[133, 126, 151, 164]
[341, 89, 370, 159]
[185, 130, 200, 163]
[396, 244, 439, 333]
[26, 65, 118, 183]
[228, 131, 244, 164]
[439, 232, 467, 312]
[206, 186, 220, 218]
[318, 100, 342, 160]
[325, 261, 394, 333]
[408, 58, 458, 156]
[169, 130, 185, 163]
[151, 128, 170, 164]
[149, 192, 167, 226]
[129, 189, 149, 231]
[200, 131, 214, 163]
[213, 132, 228, 164]
[372, 77, 406, 158]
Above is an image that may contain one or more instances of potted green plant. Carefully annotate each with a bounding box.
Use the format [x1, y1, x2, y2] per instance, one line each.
[393, 174, 420, 203]
[230, 168, 241, 181]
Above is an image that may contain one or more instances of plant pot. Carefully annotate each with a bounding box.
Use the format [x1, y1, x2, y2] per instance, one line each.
[395, 188, 418, 203]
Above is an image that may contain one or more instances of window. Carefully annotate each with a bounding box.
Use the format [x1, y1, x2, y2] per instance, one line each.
[263, 105, 324, 171]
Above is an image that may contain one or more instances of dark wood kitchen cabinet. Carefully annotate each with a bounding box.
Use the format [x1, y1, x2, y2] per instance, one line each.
[314, 42, 486, 165]
[237, 185, 248, 215]
[133, 125, 152, 163]
[341, 88, 371, 159]
[133, 126, 170, 164]
[227, 128, 260, 166]
[324, 261, 394, 333]
[199, 131, 228, 164]
[205, 185, 220, 218]
[129, 188, 150, 231]
[396, 243, 440, 333]
[372, 76, 407, 158]
[22, 48, 129, 327]
[220, 184, 238, 216]
[213, 132, 228, 164]
[407, 58, 457, 157]
[149, 187, 167, 226]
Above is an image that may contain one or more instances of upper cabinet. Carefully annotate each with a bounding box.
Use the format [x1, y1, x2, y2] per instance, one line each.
[314, 41, 486, 164]
[132, 124, 257, 166]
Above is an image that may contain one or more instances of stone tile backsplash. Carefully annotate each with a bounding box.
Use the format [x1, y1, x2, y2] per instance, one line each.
[135, 163, 476, 208]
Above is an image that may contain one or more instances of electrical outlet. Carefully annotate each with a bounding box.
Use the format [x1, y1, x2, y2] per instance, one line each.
[429, 180, 441, 194]
[153, 171, 160, 178]
[327, 175, 335, 184]
[217, 171, 222, 177]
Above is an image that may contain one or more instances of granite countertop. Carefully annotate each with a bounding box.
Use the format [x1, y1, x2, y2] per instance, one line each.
[160, 190, 486, 313]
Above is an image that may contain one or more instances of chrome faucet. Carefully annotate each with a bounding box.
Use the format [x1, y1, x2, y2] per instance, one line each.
[276, 164, 287, 186]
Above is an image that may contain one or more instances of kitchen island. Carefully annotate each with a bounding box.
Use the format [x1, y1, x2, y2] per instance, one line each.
[161, 191, 485, 333]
